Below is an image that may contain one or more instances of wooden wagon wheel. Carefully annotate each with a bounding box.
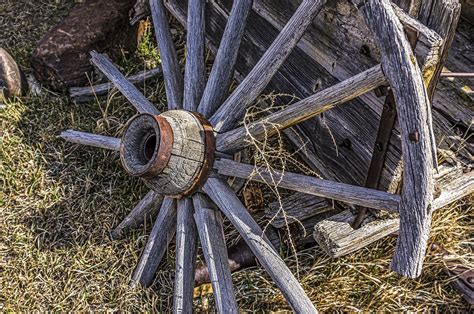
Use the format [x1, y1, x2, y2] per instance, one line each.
[61, 0, 437, 311]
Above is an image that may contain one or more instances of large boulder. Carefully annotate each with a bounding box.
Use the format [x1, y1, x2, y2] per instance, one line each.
[31, 0, 137, 90]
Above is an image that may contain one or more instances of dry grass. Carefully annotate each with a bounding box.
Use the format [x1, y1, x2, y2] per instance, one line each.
[1, 0, 472, 312]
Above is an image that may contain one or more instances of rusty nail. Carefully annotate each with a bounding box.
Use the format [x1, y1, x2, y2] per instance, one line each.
[409, 132, 419, 142]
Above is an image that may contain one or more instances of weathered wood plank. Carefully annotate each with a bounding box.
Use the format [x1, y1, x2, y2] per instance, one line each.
[214, 159, 401, 212]
[197, 0, 253, 117]
[131, 197, 177, 287]
[174, 197, 198, 313]
[354, 0, 435, 278]
[110, 190, 163, 240]
[216, 65, 387, 153]
[89, 51, 160, 115]
[266, 193, 331, 229]
[314, 165, 474, 258]
[314, 209, 400, 258]
[204, 177, 317, 313]
[209, 0, 327, 132]
[69, 66, 162, 103]
[60, 130, 121, 151]
[150, 0, 183, 109]
[183, 0, 205, 111]
[193, 193, 238, 313]
[419, 0, 462, 100]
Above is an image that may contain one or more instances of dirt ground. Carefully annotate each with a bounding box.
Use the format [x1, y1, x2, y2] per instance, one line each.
[1, 0, 472, 311]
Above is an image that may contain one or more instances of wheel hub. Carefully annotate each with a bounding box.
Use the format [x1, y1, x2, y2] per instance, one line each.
[120, 110, 215, 197]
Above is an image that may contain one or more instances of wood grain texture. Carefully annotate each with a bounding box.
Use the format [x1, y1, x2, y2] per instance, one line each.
[216, 65, 387, 153]
[419, 0, 461, 100]
[314, 165, 474, 258]
[150, 0, 183, 109]
[69, 66, 162, 103]
[214, 159, 401, 212]
[183, 0, 205, 111]
[197, 0, 253, 117]
[203, 177, 317, 313]
[173, 197, 198, 313]
[143, 110, 206, 195]
[60, 129, 121, 151]
[355, 0, 435, 278]
[193, 193, 238, 313]
[89, 51, 160, 115]
[265, 193, 331, 229]
[110, 190, 163, 240]
[166, 0, 466, 198]
[131, 197, 177, 287]
[209, 0, 327, 132]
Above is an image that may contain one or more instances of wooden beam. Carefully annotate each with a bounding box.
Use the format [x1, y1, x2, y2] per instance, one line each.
[209, 0, 327, 132]
[174, 197, 198, 313]
[131, 197, 177, 287]
[110, 191, 163, 240]
[150, 0, 183, 109]
[69, 66, 162, 103]
[214, 159, 401, 212]
[60, 130, 121, 151]
[203, 177, 317, 313]
[89, 51, 160, 115]
[354, 0, 435, 278]
[216, 65, 387, 153]
[183, 0, 205, 111]
[314, 166, 474, 258]
[197, 0, 253, 117]
[193, 193, 238, 313]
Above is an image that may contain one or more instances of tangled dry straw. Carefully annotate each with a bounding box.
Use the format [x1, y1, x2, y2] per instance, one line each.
[1, 0, 472, 311]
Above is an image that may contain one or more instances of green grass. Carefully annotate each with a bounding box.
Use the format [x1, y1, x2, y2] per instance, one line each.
[1, 0, 472, 312]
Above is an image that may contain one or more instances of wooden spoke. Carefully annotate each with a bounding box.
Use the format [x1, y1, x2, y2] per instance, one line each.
[193, 193, 238, 313]
[197, 0, 253, 117]
[150, 0, 183, 109]
[209, 0, 327, 132]
[183, 0, 205, 111]
[214, 159, 400, 212]
[70, 66, 162, 103]
[89, 51, 160, 115]
[60, 130, 121, 151]
[131, 197, 177, 287]
[203, 178, 317, 313]
[173, 198, 198, 313]
[216, 65, 387, 153]
[110, 191, 163, 240]
[354, 0, 435, 278]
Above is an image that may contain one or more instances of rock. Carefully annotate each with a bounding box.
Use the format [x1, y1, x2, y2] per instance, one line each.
[31, 0, 138, 90]
[0, 48, 26, 99]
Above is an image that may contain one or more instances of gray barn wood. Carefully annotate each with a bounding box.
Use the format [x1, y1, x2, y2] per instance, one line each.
[214, 159, 401, 211]
[110, 190, 163, 240]
[69, 66, 162, 103]
[193, 193, 238, 313]
[131, 197, 177, 287]
[314, 164, 473, 258]
[150, 0, 183, 109]
[183, 0, 205, 111]
[90, 51, 160, 115]
[174, 198, 198, 313]
[204, 177, 318, 313]
[60, 130, 121, 151]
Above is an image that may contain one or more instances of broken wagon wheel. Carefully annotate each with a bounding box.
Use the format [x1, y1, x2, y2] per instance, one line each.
[61, 0, 436, 311]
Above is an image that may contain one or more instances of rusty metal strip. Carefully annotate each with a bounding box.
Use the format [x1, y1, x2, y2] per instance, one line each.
[352, 26, 419, 229]
[142, 115, 174, 180]
[179, 111, 216, 197]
